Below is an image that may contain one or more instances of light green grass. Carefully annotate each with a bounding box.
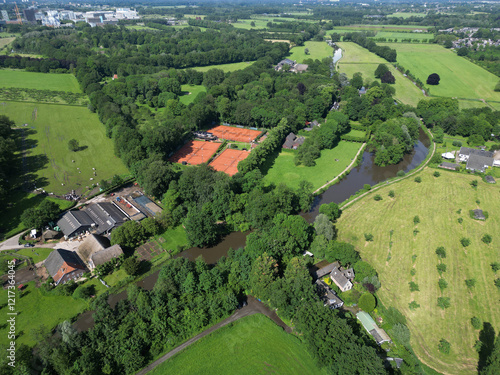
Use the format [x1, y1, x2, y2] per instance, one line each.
[0, 281, 88, 346]
[264, 141, 361, 190]
[344, 129, 366, 138]
[149, 313, 328, 375]
[179, 84, 206, 105]
[125, 25, 160, 32]
[288, 41, 333, 63]
[0, 192, 74, 240]
[102, 268, 130, 287]
[0, 102, 128, 195]
[336, 168, 500, 375]
[372, 31, 433, 41]
[0, 37, 15, 48]
[0, 70, 81, 93]
[334, 24, 430, 32]
[189, 61, 256, 73]
[388, 12, 427, 18]
[336, 42, 425, 106]
[379, 43, 500, 104]
[15, 248, 54, 264]
[156, 226, 188, 252]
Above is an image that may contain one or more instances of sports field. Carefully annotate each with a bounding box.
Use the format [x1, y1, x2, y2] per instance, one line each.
[288, 41, 334, 63]
[179, 84, 206, 105]
[264, 141, 361, 190]
[0, 101, 128, 195]
[149, 313, 328, 375]
[169, 140, 220, 165]
[336, 42, 425, 106]
[0, 70, 81, 92]
[209, 148, 250, 176]
[209, 125, 262, 143]
[336, 168, 500, 374]
[379, 43, 500, 104]
[190, 61, 256, 73]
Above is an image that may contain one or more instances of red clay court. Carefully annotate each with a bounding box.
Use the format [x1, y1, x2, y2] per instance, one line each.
[208, 125, 262, 143]
[169, 140, 220, 165]
[209, 149, 250, 176]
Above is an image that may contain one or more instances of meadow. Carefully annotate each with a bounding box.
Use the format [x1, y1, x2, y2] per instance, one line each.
[372, 31, 434, 42]
[288, 41, 334, 63]
[179, 84, 207, 105]
[190, 61, 256, 73]
[156, 225, 188, 252]
[387, 12, 427, 18]
[333, 24, 430, 32]
[336, 168, 500, 374]
[0, 70, 81, 93]
[0, 102, 128, 195]
[149, 313, 328, 375]
[379, 43, 500, 105]
[263, 141, 361, 190]
[0, 37, 15, 49]
[336, 42, 425, 106]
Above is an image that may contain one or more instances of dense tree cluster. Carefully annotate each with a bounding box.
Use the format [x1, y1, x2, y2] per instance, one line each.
[0, 116, 16, 202]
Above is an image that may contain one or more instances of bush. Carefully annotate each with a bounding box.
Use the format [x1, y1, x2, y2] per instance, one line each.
[435, 246, 446, 259]
[364, 233, 374, 241]
[491, 262, 500, 272]
[397, 170, 405, 177]
[433, 171, 441, 177]
[72, 284, 95, 300]
[494, 278, 500, 290]
[374, 194, 382, 201]
[413, 216, 420, 225]
[438, 278, 448, 291]
[438, 338, 451, 354]
[458, 217, 463, 224]
[437, 297, 451, 309]
[358, 292, 376, 312]
[391, 323, 411, 347]
[363, 184, 371, 191]
[414, 177, 422, 183]
[437, 263, 447, 275]
[410, 268, 416, 276]
[408, 301, 420, 310]
[471, 316, 482, 330]
[465, 279, 476, 289]
[452, 140, 462, 147]
[409, 281, 419, 292]
[470, 180, 478, 188]
[388, 190, 395, 198]
[460, 237, 471, 247]
[481, 234, 492, 244]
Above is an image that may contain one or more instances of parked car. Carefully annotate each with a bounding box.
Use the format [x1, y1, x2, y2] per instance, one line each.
[24, 243, 34, 248]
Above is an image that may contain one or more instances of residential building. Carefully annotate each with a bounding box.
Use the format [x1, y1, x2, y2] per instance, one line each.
[44, 249, 87, 285]
[89, 244, 123, 270]
[330, 266, 354, 292]
[458, 147, 494, 173]
[282, 132, 305, 149]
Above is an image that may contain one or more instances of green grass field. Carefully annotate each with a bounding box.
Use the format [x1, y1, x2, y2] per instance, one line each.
[0, 70, 81, 93]
[14, 248, 54, 264]
[0, 37, 15, 49]
[288, 41, 333, 63]
[372, 31, 433, 42]
[344, 129, 366, 138]
[190, 61, 256, 73]
[334, 24, 430, 32]
[336, 168, 500, 374]
[0, 192, 74, 240]
[336, 42, 425, 106]
[179, 84, 207, 105]
[378, 43, 500, 105]
[264, 141, 361, 190]
[388, 12, 427, 18]
[156, 226, 188, 252]
[0, 102, 128, 195]
[149, 313, 328, 375]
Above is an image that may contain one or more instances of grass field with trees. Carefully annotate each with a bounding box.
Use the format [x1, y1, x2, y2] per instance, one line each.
[0, 101, 128, 195]
[336, 168, 500, 374]
[336, 42, 425, 106]
[288, 41, 334, 63]
[0, 70, 81, 93]
[149, 313, 329, 375]
[190, 61, 256, 72]
[379, 43, 500, 105]
[263, 141, 361, 190]
[179, 84, 207, 105]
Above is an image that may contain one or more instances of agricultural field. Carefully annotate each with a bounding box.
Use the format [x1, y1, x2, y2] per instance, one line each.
[387, 12, 427, 18]
[379, 43, 500, 105]
[333, 24, 430, 32]
[0, 70, 81, 93]
[190, 61, 256, 73]
[0, 102, 128, 195]
[336, 42, 425, 106]
[336, 168, 500, 374]
[264, 141, 361, 190]
[372, 31, 434, 42]
[149, 313, 328, 375]
[288, 41, 334, 63]
[179, 84, 207, 105]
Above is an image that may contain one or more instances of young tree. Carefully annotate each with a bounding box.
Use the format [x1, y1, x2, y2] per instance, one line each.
[436, 247, 446, 259]
[437, 297, 451, 309]
[409, 301, 420, 310]
[434, 171, 441, 177]
[409, 281, 420, 292]
[471, 316, 482, 330]
[374, 194, 382, 201]
[465, 278, 477, 289]
[437, 263, 447, 275]
[414, 177, 422, 183]
[358, 292, 376, 312]
[471, 180, 478, 188]
[461, 237, 471, 247]
[123, 256, 140, 276]
[413, 216, 420, 225]
[438, 338, 451, 354]
[304, 48, 310, 55]
[364, 233, 374, 241]
[482, 234, 492, 244]
[68, 139, 80, 152]
[491, 262, 500, 273]
[388, 190, 395, 198]
[427, 73, 441, 85]
[438, 278, 448, 291]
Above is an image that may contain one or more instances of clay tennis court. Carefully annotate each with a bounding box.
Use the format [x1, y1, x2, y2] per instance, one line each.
[169, 140, 220, 165]
[208, 125, 261, 143]
[209, 149, 250, 176]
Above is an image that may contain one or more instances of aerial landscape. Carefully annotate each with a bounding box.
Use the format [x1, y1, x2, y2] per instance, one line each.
[0, 0, 499, 374]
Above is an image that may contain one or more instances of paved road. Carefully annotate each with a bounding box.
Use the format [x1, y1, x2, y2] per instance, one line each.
[136, 296, 291, 375]
[0, 233, 82, 252]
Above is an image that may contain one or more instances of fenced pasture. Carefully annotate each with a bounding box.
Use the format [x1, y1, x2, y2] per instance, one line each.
[169, 140, 220, 165]
[209, 148, 250, 176]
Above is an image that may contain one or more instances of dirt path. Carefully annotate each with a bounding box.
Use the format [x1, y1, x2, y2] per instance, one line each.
[314, 143, 366, 194]
[136, 296, 291, 375]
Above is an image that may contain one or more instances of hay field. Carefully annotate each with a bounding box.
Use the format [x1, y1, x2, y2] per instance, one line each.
[0, 70, 81, 92]
[336, 168, 500, 374]
[378, 43, 500, 104]
[336, 42, 425, 106]
[0, 101, 128, 195]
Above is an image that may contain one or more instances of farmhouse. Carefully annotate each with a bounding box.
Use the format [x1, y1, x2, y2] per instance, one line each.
[311, 261, 340, 279]
[439, 162, 459, 171]
[274, 59, 308, 73]
[316, 280, 344, 309]
[44, 249, 87, 285]
[330, 266, 354, 292]
[282, 132, 305, 149]
[89, 244, 123, 270]
[458, 147, 494, 173]
[77, 234, 110, 265]
[356, 311, 392, 345]
[56, 210, 95, 239]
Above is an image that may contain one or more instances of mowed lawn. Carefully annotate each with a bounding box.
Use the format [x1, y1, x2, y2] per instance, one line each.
[264, 141, 361, 190]
[288, 41, 334, 63]
[0, 70, 81, 92]
[149, 313, 328, 375]
[0, 102, 128, 195]
[336, 168, 500, 375]
[190, 61, 255, 73]
[379, 43, 500, 103]
[179, 84, 207, 105]
[372, 31, 433, 41]
[336, 42, 425, 106]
